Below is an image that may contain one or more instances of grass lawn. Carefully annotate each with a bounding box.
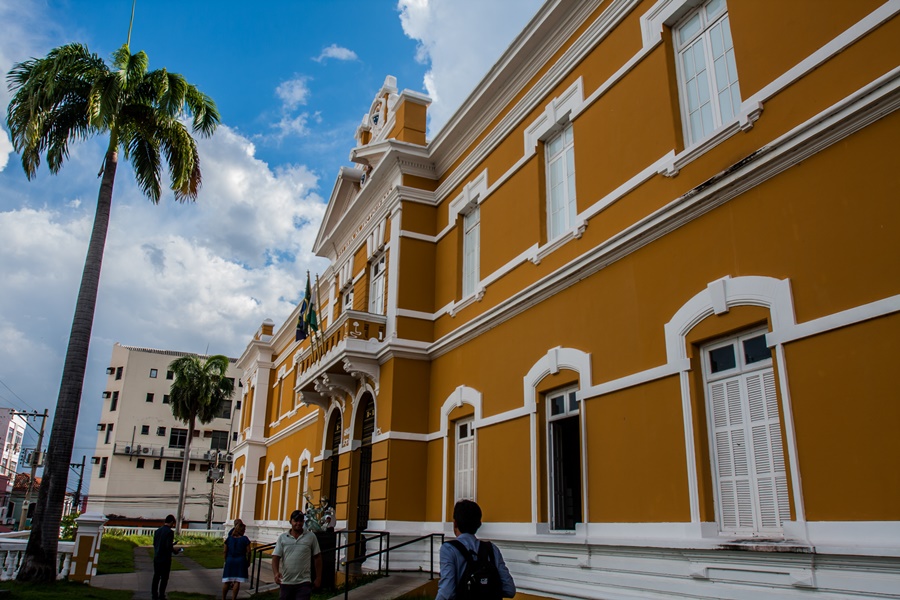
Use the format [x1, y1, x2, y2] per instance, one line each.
[179, 538, 225, 569]
[96, 537, 136, 575]
[0, 580, 132, 599]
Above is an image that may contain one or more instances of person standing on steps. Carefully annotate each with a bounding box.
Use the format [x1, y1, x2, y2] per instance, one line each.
[272, 509, 322, 600]
[152, 514, 182, 600]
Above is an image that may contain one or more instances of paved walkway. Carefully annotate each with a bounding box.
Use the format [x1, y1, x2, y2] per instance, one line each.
[91, 546, 435, 599]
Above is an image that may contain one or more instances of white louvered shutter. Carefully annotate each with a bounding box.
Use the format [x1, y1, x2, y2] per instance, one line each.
[456, 421, 475, 501]
[746, 368, 790, 533]
[710, 378, 755, 533]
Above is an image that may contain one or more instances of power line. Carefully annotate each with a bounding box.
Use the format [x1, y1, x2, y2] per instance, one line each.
[0, 378, 39, 413]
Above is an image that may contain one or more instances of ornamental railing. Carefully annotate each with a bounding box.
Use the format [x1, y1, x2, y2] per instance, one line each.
[0, 539, 74, 581]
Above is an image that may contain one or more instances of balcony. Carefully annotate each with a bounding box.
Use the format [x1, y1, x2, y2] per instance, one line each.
[112, 442, 233, 463]
[293, 311, 386, 410]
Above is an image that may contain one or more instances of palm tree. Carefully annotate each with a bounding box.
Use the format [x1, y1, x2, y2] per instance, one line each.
[168, 354, 235, 534]
[6, 44, 218, 581]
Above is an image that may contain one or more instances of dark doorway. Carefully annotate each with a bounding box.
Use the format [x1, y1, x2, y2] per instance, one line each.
[550, 415, 581, 530]
[354, 396, 375, 532]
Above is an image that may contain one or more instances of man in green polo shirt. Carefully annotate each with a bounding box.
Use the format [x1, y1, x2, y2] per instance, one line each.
[272, 509, 322, 600]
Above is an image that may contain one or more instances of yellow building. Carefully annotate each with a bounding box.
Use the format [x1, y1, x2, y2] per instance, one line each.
[230, 0, 900, 597]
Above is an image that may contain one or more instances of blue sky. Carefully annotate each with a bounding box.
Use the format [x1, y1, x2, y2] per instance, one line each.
[0, 0, 542, 496]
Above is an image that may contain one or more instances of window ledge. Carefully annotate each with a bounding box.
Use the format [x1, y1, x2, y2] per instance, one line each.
[449, 288, 486, 317]
[660, 100, 764, 178]
[532, 219, 587, 265]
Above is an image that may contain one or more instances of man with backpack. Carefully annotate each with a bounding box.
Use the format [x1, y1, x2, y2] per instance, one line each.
[437, 500, 516, 600]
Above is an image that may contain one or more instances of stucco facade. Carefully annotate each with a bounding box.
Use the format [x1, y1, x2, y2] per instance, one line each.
[230, 1, 900, 597]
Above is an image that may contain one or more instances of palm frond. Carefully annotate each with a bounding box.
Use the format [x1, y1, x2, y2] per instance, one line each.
[5, 43, 106, 177]
[183, 84, 220, 137]
[126, 124, 163, 203]
[157, 118, 202, 201]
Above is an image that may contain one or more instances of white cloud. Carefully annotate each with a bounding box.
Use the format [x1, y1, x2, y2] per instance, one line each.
[0, 124, 328, 484]
[0, 129, 11, 172]
[276, 76, 311, 110]
[273, 113, 311, 138]
[397, 0, 544, 135]
[313, 44, 358, 63]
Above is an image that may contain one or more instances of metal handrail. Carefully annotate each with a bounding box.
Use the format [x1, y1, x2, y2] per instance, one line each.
[339, 532, 445, 600]
[250, 541, 276, 592]
[249, 529, 445, 598]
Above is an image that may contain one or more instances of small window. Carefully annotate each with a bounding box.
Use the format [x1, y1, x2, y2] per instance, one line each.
[219, 400, 232, 420]
[169, 428, 187, 449]
[164, 461, 182, 482]
[343, 289, 354, 312]
[136, 458, 145, 469]
[157, 426, 166, 436]
[236, 400, 242, 411]
[166, 370, 174, 380]
[545, 123, 577, 240]
[110, 391, 119, 411]
[153, 459, 162, 470]
[188, 463, 197, 472]
[115, 366, 123, 380]
[146, 393, 154, 403]
[140, 425, 150, 435]
[99, 457, 108, 478]
[149, 368, 158, 378]
[232, 432, 239, 442]
[708, 344, 736, 374]
[104, 425, 113, 445]
[210, 430, 230, 451]
[743, 334, 771, 364]
[163, 394, 170, 404]
[369, 254, 387, 315]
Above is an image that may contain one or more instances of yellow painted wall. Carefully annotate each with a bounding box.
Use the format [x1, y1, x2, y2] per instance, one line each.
[586, 376, 690, 522]
[785, 313, 900, 521]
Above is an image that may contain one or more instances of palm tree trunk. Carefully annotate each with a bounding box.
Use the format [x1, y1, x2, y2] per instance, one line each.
[17, 148, 118, 582]
[176, 413, 195, 535]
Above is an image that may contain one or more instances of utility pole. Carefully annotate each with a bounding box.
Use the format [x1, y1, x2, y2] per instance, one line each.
[206, 453, 224, 529]
[71, 455, 86, 514]
[13, 409, 48, 531]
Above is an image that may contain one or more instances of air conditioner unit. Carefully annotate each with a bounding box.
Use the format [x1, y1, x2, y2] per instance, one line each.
[224, 454, 233, 463]
[141, 446, 150, 454]
[106, 367, 115, 374]
[135, 445, 142, 454]
[179, 450, 185, 457]
[202, 451, 213, 461]
[102, 391, 111, 398]
[124, 445, 132, 454]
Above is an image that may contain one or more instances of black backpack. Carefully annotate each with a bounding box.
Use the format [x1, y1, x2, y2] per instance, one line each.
[448, 539, 503, 600]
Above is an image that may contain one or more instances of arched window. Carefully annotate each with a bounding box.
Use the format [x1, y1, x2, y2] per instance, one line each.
[701, 328, 789, 535]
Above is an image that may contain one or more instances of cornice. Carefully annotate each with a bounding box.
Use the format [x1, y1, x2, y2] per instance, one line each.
[431, 0, 628, 200]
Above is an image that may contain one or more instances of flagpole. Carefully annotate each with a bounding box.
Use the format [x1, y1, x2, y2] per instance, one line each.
[315, 273, 323, 360]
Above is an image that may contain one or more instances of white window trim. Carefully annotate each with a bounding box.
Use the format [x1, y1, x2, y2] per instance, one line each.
[524, 347, 592, 534]
[545, 123, 578, 242]
[546, 386, 581, 533]
[701, 328, 789, 537]
[461, 204, 481, 300]
[454, 417, 476, 504]
[369, 253, 387, 315]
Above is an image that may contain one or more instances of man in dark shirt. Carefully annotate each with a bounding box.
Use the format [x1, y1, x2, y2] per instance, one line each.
[152, 514, 181, 600]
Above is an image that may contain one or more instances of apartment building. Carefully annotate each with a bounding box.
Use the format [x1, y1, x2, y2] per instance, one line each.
[87, 343, 242, 526]
[0, 409, 26, 524]
[230, 1, 900, 597]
